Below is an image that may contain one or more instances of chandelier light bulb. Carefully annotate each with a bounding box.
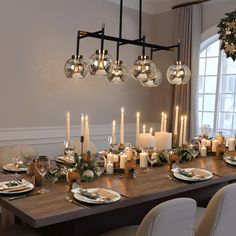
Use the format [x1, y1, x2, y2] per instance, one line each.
[88, 49, 113, 76]
[64, 55, 88, 79]
[107, 60, 128, 84]
[166, 61, 191, 85]
[131, 56, 157, 82]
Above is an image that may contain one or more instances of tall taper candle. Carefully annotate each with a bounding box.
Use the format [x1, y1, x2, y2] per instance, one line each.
[136, 112, 140, 147]
[179, 116, 184, 147]
[174, 106, 179, 135]
[183, 116, 187, 145]
[66, 112, 70, 143]
[160, 112, 164, 132]
[163, 114, 167, 132]
[81, 114, 85, 137]
[112, 120, 116, 145]
[84, 115, 90, 153]
[150, 127, 153, 135]
[120, 107, 124, 144]
[143, 124, 146, 133]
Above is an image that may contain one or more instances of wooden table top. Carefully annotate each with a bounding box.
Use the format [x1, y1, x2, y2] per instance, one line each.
[1, 155, 236, 228]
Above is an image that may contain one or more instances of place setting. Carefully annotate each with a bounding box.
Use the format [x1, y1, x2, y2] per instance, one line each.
[223, 152, 236, 166]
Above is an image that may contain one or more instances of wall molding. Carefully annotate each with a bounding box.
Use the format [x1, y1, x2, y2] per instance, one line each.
[0, 123, 158, 156]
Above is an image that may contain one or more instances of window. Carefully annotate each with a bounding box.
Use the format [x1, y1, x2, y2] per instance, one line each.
[197, 37, 236, 138]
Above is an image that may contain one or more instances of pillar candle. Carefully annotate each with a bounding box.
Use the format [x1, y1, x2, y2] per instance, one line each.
[120, 154, 127, 169]
[66, 112, 70, 143]
[120, 107, 124, 145]
[136, 112, 140, 147]
[200, 146, 207, 157]
[179, 116, 184, 147]
[174, 106, 179, 135]
[107, 153, 114, 163]
[183, 115, 187, 145]
[155, 132, 172, 151]
[113, 155, 119, 163]
[228, 138, 235, 151]
[139, 151, 148, 168]
[150, 127, 153, 135]
[163, 114, 167, 132]
[112, 120, 116, 145]
[160, 112, 164, 132]
[81, 114, 85, 137]
[212, 139, 218, 152]
[106, 161, 114, 175]
[201, 138, 208, 147]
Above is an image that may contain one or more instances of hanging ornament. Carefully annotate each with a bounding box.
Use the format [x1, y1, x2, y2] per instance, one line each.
[217, 9, 236, 61]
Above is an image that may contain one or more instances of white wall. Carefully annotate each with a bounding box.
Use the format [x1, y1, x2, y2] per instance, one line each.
[0, 0, 166, 155]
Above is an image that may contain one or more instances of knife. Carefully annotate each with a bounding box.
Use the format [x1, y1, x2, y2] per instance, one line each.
[8, 191, 41, 201]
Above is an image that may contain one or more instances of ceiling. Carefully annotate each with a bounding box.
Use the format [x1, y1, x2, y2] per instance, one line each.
[106, 0, 229, 15]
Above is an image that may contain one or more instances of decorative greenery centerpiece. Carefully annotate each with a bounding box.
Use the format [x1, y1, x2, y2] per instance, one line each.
[218, 9, 236, 61]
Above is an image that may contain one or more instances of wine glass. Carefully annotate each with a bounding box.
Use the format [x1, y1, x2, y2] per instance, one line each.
[144, 152, 158, 172]
[10, 148, 23, 178]
[64, 140, 75, 162]
[94, 154, 106, 190]
[35, 155, 50, 194]
[187, 142, 200, 158]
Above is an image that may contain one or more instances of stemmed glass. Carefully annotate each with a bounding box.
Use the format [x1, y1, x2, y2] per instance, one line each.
[11, 154, 23, 178]
[64, 140, 75, 162]
[94, 154, 106, 190]
[35, 155, 50, 194]
[187, 142, 200, 158]
[144, 152, 158, 172]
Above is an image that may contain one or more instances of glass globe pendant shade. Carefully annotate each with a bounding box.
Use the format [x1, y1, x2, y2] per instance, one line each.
[141, 68, 162, 87]
[107, 60, 128, 84]
[166, 61, 191, 85]
[64, 55, 88, 79]
[88, 49, 113, 76]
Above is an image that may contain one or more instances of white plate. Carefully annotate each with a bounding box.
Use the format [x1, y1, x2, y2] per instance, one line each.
[73, 188, 121, 204]
[0, 181, 34, 194]
[223, 156, 236, 166]
[3, 163, 27, 172]
[56, 156, 75, 164]
[173, 168, 213, 182]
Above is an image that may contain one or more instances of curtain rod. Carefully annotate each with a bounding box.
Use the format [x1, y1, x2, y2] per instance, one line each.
[172, 0, 211, 10]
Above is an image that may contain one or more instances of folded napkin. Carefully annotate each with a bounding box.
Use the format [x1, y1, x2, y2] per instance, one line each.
[0, 179, 29, 192]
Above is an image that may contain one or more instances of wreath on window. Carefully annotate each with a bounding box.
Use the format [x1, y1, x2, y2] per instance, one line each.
[217, 9, 236, 61]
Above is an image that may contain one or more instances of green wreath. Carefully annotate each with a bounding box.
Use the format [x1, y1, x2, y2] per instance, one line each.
[217, 10, 236, 61]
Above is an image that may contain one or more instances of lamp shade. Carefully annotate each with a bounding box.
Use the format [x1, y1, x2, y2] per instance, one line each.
[141, 69, 162, 87]
[88, 49, 113, 76]
[107, 60, 128, 83]
[64, 55, 88, 79]
[166, 61, 191, 85]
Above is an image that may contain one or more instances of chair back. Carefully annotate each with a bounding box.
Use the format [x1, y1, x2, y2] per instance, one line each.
[136, 198, 196, 236]
[195, 183, 236, 236]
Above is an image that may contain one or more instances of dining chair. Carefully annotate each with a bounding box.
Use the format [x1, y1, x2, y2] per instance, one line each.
[195, 183, 236, 236]
[98, 198, 197, 236]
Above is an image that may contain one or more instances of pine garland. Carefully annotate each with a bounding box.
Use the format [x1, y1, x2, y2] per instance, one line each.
[217, 10, 236, 61]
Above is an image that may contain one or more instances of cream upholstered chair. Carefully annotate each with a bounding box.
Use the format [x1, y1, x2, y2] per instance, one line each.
[98, 198, 197, 236]
[195, 183, 236, 236]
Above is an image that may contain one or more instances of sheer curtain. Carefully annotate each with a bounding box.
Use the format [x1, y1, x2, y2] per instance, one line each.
[172, 5, 201, 140]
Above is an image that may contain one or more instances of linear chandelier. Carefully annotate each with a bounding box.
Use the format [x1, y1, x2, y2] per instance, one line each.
[64, 0, 191, 87]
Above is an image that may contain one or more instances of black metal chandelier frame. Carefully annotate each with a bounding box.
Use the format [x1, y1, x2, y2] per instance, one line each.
[73, 0, 180, 62]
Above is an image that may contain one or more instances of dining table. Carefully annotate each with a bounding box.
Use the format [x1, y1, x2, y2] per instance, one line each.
[1, 154, 236, 236]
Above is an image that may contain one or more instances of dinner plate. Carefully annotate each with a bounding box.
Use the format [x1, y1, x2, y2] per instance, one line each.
[3, 163, 27, 173]
[73, 188, 121, 204]
[0, 180, 34, 194]
[172, 168, 213, 182]
[56, 156, 75, 164]
[223, 155, 236, 166]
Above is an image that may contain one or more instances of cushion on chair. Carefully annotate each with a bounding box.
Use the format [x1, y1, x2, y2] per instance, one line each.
[194, 207, 206, 232]
[97, 198, 196, 236]
[195, 183, 236, 236]
[136, 198, 196, 236]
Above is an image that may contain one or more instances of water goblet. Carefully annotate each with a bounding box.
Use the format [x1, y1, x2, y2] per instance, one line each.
[35, 155, 50, 194]
[10, 149, 23, 178]
[144, 152, 158, 172]
[64, 140, 75, 162]
[187, 142, 200, 158]
[94, 154, 106, 190]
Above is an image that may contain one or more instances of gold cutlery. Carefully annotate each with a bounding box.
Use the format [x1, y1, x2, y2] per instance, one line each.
[8, 191, 41, 201]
